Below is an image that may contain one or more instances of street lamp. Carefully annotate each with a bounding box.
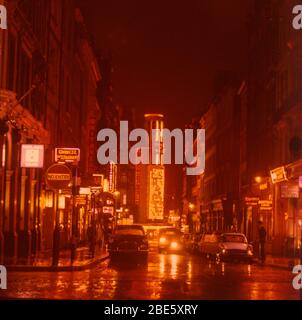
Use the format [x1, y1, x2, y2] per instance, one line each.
[254, 176, 262, 184]
[189, 203, 195, 212]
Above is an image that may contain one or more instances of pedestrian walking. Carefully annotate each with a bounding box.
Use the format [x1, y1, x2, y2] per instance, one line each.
[258, 221, 267, 263]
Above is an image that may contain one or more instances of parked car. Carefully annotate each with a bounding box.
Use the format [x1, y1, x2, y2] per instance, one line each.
[199, 232, 253, 262]
[108, 225, 149, 261]
[158, 227, 183, 253]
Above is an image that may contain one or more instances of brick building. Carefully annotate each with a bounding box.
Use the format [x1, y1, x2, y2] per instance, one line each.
[0, 0, 102, 262]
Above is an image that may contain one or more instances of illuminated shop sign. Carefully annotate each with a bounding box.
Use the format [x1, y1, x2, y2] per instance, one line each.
[281, 183, 299, 199]
[79, 187, 91, 195]
[20, 144, 44, 168]
[55, 148, 80, 163]
[148, 167, 164, 220]
[75, 195, 87, 206]
[258, 200, 272, 211]
[109, 162, 117, 192]
[103, 207, 114, 215]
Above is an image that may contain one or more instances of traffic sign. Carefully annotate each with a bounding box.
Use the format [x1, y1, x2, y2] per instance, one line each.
[46, 164, 72, 190]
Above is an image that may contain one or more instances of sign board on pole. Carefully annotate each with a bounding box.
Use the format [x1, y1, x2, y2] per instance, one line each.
[75, 195, 87, 206]
[79, 187, 91, 195]
[46, 164, 72, 190]
[55, 148, 80, 163]
[92, 174, 104, 188]
[270, 166, 287, 184]
[20, 144, 44, 168]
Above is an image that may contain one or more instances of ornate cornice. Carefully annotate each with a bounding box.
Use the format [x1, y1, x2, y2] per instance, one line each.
[0, 89, 49, 144]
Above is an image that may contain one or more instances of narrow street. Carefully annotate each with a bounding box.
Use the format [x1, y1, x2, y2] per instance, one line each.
[0, 247, 299, 300]
[1, 0, 302, 302]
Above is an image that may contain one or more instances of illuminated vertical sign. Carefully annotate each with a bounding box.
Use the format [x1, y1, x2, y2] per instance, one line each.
[148, 167, 164, 220]
[103, 179, 109, 193]
[109, 162, 117, 192]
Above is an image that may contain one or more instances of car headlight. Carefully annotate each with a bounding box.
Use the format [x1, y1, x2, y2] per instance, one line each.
[219, 244, 226, 253]
[170, 241, 178, 249]
[159, 237, 166, 244]
[247, 249, 253, 256]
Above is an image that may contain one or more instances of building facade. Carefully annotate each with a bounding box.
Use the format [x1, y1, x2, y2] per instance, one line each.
[182, 0, 302, 257]
[0, 0, 102, 263]
[247, 0, 302, 255]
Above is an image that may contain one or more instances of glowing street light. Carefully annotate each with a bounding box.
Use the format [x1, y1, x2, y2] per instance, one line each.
[254, 176, 262, 184]
[189, 203, 196, 212]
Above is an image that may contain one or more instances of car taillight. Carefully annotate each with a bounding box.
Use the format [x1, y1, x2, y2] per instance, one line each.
[159, 237, 166, 244]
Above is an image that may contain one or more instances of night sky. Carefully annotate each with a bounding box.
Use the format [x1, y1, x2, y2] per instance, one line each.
[78, 0, 253, 201]
[79, 0, 252, 129]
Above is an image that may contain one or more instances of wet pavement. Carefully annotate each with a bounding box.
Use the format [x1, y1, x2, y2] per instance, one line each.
[0, 249, 300, 300]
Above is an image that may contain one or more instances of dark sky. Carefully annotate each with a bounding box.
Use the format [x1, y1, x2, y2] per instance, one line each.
[78, 1, 253, 201]
[79, 0, 252, 129]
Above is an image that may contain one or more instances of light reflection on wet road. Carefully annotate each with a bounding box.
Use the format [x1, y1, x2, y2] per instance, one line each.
[0, 251, 300, 300]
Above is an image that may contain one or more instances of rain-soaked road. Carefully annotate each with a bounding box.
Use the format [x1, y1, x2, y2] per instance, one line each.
[0, 249, 300, 300]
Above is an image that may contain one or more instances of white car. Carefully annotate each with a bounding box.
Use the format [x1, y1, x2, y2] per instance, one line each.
[199, 233, 253, 263]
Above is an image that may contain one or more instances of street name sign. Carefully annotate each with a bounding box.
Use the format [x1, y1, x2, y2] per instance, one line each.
[55, 148, 80, 163]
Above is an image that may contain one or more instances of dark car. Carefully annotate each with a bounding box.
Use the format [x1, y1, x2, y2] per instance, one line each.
[108, 225, 149, 261]
[158, 227, 183, 253]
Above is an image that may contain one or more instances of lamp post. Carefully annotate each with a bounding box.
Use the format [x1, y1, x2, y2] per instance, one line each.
[90, 190, 97, 258]
[113, 191, 120, 229]
[70, 165, 80, 265]
[52, 190, 61, 266]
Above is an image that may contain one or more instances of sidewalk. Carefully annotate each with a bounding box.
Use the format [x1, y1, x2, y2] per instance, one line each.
[261, 255, 301, 271]
[5, 247, 109, 272]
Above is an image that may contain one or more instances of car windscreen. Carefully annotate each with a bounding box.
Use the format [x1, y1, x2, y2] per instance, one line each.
[221, 235, 246, 243]
[160, 230, 181, 237]
[115, 227, 145, 236]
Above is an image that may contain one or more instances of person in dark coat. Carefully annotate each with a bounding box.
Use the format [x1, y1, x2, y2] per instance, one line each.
[258, 221, 267, 263]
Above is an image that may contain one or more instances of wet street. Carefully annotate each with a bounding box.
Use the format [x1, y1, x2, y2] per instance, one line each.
[0, 246, 300, 300]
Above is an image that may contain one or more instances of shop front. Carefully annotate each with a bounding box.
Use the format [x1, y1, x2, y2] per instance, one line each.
[271, 161, 302, 256]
